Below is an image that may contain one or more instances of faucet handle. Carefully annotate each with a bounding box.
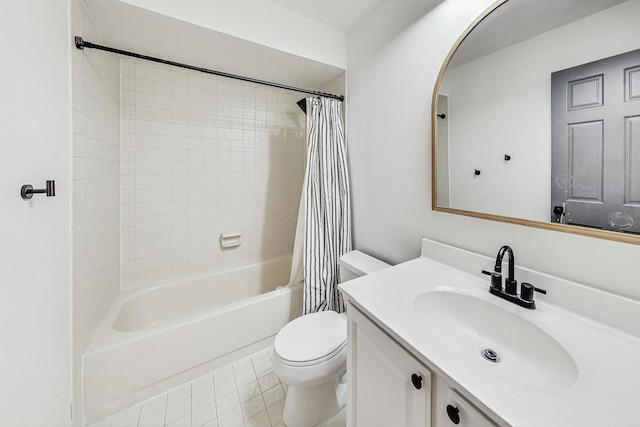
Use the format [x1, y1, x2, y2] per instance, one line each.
[482, 270, 502, 291]
[521, 282, 534, 303]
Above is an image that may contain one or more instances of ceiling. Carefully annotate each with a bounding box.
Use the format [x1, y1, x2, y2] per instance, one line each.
[266, 0, 385, 32]
[83, 0, 346, 90]
[81, 0, 390, 91]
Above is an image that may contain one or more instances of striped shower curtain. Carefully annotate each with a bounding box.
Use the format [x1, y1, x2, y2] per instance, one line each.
[302, 97, 352, 314]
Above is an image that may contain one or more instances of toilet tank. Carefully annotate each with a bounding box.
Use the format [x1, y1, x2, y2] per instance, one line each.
[339, 250, 391, 283]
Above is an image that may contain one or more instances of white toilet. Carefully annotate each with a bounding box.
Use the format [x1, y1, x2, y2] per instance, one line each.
[272, 250, 390, 427]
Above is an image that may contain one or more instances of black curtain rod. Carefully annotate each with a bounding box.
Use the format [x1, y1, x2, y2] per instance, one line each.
[74, 36, 344, 102]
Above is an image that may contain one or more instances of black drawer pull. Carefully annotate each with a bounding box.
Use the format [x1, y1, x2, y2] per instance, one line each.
[411, 373, 422, 390]
[446, 404, 460, 424]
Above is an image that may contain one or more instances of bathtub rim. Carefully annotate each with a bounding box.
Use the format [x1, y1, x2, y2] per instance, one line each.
[88, 255, 295, 351]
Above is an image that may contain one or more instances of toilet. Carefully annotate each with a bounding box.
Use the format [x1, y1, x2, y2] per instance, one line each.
[272, 250, 390, 427]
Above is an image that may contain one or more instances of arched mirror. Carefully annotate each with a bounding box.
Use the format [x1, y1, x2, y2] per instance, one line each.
[432, 0, 640, 244]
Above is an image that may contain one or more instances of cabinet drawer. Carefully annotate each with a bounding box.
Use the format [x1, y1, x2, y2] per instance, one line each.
[441, 388, 497, 427]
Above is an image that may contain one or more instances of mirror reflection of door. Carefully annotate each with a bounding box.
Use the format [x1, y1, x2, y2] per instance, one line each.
[551, 48, 640, 233]
[436, 94, 450, 207]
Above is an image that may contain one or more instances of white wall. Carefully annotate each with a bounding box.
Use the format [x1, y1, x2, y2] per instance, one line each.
[120, 59, 305, 289]
[0, 1, 72, 425]
[70, 0, 122, 423]
[318, 72, 346, 97]
[442, 1, 640, 221]
[347, 0, 640, 302]
[117, 0, 346, 69]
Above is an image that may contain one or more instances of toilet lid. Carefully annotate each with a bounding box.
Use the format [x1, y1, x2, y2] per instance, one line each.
[274, 311, 347, 363]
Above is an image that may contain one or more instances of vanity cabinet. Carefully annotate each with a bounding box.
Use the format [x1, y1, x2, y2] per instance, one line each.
[347, 303, 498, 427]
[347, 305, 432, 427]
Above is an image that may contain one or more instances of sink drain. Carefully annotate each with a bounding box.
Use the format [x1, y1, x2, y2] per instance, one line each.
[482, 348, 499, 363]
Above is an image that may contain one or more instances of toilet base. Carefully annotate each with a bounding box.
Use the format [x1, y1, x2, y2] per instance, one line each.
[282, 374, 346, 427]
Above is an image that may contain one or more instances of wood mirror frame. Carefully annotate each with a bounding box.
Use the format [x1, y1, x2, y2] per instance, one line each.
[431, 0, 640, 245]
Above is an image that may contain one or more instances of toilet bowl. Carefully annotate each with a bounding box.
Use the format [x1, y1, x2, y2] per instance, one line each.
[272, 250, 390, 427]
[273, 311, 347, 427]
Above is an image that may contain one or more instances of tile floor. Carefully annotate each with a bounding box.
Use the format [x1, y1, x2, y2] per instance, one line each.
[89, 347, 346, 427]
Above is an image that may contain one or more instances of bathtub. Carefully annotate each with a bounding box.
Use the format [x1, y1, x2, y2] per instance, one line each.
[83, 255, 302, 423]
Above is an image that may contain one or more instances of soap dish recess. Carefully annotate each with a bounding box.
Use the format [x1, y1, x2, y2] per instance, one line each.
[220, 231, 242, 248]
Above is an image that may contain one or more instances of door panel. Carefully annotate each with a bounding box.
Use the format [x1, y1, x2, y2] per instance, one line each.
[567, 121, 603, 201]
[625, 116, 640, 204]
[551, 48, 640, 233]
[568, 74, 603, 110]
[625, 66, 640, 101]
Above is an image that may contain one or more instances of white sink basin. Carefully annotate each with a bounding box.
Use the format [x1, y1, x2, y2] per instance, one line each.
[414, 290, 578, 390]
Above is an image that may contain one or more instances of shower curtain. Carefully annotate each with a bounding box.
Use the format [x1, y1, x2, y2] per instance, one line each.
[289, 97, 352, 314]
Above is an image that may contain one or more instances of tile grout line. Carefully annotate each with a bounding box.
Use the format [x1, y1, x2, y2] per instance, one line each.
[261, 349, 279, 427]
[135, 405, 142, 427]
[162, 391, 167, 427]
[233, 356, 246, 424]
[246, 349, 266, 425]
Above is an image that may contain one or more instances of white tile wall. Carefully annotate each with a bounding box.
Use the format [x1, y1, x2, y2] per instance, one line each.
[71, 0, 122, 423]
[120, 59, 306, 289]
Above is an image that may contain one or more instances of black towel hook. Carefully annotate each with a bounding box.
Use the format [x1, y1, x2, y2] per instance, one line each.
[21, 180, 55, 200]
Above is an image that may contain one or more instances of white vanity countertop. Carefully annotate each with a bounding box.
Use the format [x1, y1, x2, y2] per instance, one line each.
[339, 255, 640, 427]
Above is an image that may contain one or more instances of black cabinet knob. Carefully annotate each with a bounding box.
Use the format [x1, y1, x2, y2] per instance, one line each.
[446, 404, 460, 424]
[411, 373, 422, 390]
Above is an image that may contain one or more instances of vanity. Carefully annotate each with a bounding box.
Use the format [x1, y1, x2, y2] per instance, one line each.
[339, 239, 640, 427]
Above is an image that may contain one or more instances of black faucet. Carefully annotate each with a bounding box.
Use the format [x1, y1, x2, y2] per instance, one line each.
[482, 245, 546, 309]
[495, 245, 517, 295]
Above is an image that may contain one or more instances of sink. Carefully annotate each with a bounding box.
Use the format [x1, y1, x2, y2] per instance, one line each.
[414, 290, 578, 390]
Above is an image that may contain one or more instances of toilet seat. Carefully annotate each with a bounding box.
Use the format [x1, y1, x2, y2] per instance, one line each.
[275, 341, 346, 367]
[274, 311, 347, 366]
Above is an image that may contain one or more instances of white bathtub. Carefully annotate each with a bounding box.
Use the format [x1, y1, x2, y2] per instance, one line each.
[83, 256, 302, 423]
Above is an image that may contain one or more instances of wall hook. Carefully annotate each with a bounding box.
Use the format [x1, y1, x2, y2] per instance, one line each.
[437, 114, 446, 119]
[474, 169, 481, 176]
[504, 154, 511, 161]
[21, 180, 55, 200]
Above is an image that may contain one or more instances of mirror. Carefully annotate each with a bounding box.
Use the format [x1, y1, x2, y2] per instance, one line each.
[433, 0, 640, 244]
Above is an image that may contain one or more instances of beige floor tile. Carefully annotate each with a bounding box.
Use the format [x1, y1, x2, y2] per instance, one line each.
[262, 384, 285, 408]
[238, 380, 262, 403]
[241, 394, 266, 420]
[245, 410, 271, 427]
[266, 399, 284, 426]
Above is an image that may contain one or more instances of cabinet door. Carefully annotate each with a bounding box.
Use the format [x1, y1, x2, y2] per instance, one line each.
[347, 305, 431, 427]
